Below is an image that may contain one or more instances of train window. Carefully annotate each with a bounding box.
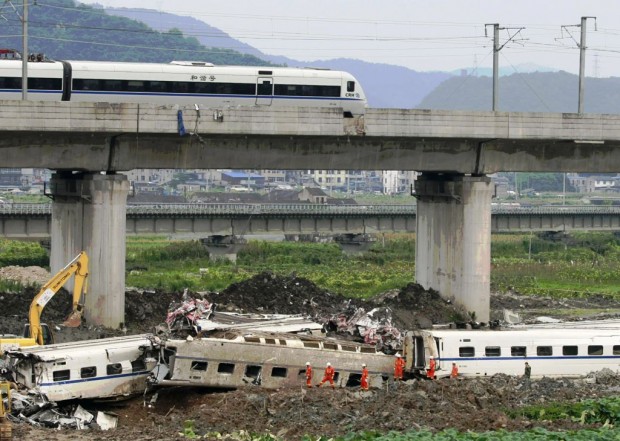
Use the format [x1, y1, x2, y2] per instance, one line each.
[265, 338, 277, 345]
[258, 70, 273, 75]
[459, 347, 475, 357]
[274, 84, 298, 96]
[323, 342, 338, 350]
[80, 366, 97, 379]
[537, 346, 553, 356]
[360, 347, 376, 354]
[102, 80, 123, 91]
[218, 363, 235, 374]
[245, 365, 261, 379]
[346, 372, 362, 387]
[511, 346, 527, 357]
[171, 82, 191, 93]
[244, 336, 261, 343]
[614, 346, 620, 355]
[341, 345, 357, 352]
[0, 77, 21, 89]
[485, 346, 501, 357]
[563, 346, 578, 356]
[73, 78, 101, 91]
[347, 81, 355, 92]
[271, 367, 287, 378]
[127, 80, 145, 92]
[29, 78, 62, 90]
[278, 339, 287, 345]
[191, 361, 208, 371]
[106, 363, 123, 375]
[53, 370, 70, 382]
[131, 359, 146, 373]
[588, 345, 604, 356]
[302, 341, 320, 348]
[148, 81, 168, 92]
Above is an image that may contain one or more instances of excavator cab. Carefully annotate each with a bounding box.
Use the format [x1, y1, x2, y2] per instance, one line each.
[22, 323, 54, 346]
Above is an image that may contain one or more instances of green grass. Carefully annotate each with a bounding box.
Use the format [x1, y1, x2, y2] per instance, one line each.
[2, 232, 620, 301]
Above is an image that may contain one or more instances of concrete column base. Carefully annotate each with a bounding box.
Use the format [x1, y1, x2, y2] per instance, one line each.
[414, 174, 492, 322]
[50, 173, 129, 329]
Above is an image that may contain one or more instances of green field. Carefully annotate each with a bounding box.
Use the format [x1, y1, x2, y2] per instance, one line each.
[1, 231, 619, 300]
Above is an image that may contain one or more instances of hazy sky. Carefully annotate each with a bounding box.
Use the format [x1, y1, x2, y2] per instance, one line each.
[81, 0, 620, 76]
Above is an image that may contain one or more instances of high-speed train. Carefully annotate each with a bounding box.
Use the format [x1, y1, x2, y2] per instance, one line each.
[404, 320, 620, 379]
[0, 57, 367, 116]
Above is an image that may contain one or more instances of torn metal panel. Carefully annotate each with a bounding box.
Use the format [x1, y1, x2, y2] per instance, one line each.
[196, 312, 323, 334]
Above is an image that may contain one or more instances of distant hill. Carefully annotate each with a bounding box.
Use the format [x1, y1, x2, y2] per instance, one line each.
[1, 0, 272, 65]
[418, 71, 620, 113]
[101, 7, 452, 108]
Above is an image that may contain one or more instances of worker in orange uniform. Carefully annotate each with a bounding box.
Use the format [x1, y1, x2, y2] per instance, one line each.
[317, 362, 336, 389]
[427, 356, 436, 380]
[450, 362, 458, 379]
[394, 353, 405, 381]
[360, 363, 369, 391]
[305, 362, 313, 388]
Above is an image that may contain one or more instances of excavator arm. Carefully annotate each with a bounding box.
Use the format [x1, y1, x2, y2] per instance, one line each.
[28, 252, 89, 345]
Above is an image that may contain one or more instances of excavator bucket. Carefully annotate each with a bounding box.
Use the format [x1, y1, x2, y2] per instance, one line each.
[63, 310, 83, 328]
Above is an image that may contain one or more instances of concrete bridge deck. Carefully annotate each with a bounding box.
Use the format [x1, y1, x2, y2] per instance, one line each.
[2, 101, 620, 173]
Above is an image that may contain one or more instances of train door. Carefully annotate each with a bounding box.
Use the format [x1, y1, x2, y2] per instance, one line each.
[434, 337, 442, 370]
[256, 77, 273, 106]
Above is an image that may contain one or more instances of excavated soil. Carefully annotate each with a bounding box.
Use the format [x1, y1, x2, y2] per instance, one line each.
[3, 268, 620, 440]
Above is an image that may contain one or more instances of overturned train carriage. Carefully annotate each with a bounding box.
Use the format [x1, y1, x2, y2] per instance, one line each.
[6, 334, 158, 402]
[154, 330, 395, 389]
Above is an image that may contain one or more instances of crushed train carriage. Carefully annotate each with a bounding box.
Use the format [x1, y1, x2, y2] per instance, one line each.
[151, 329, 396, 389]
[5, 334, 159, 402]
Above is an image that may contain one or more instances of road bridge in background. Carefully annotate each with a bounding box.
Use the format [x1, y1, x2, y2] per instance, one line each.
[1, 203, 619, 239]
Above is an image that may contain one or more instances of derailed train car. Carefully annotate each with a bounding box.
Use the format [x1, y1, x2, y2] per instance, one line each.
[152, 330, 395, 389]
[6, 334, 159, 402]
[403, 320, 620, 379]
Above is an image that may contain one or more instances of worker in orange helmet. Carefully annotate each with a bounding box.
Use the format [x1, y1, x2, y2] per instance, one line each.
[317, 362, 336, 389]
[394, 353, 405, 381]
[305, 362, 313, 388]
[427, 356, 436, 380]
[360, 363, 369, 391]
[450, 362, 458, 379]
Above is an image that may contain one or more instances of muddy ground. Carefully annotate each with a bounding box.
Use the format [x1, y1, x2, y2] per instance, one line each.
[3, 268, 620, 440]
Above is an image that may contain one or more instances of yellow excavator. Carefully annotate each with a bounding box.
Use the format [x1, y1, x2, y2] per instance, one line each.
[0, 251, 88, 352]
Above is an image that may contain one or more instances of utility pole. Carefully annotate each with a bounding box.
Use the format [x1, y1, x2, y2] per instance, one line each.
[22, 0, 28, 100]
[485, 24, 526, 111]
[561, 16, 596, 114]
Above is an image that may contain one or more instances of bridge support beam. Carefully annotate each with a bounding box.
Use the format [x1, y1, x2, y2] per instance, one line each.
[414, 174, 492, 322]
[50, 172, 129, 329]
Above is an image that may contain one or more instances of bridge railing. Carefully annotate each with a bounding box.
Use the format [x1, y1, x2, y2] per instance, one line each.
[1, 203, 620, 216]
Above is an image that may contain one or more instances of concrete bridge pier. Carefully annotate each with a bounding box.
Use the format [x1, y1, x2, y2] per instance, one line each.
[200, 235, 247, 262]
[414, 174, 493, 322]
[50, 172, 129, 329]
[333, 233, 377, 255]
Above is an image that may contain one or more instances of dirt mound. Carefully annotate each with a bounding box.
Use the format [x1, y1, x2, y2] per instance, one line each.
[0, 265, 51, 286]
[13, 373, 620, 441]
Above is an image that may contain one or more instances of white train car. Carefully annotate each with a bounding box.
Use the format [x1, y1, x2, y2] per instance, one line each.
[6, 334, 158, 402]
[154, 330, 394, 389]
[403, 320, 620, 379]
[0, 58, 367, 116]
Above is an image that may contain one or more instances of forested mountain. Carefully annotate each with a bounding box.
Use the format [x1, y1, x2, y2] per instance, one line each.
[0, 0, 272, 65]
[419, 71, 620, 114]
